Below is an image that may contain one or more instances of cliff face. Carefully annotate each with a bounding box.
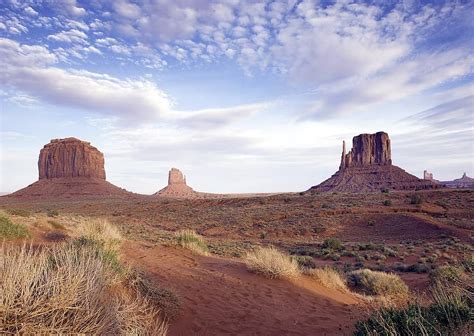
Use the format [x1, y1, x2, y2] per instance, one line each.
[340, 132, 391, 170]
[38, 138, 106, 180]
[154, 168, 196, 198]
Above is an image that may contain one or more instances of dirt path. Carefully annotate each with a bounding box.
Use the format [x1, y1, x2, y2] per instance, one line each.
[123, 241, 363, 336]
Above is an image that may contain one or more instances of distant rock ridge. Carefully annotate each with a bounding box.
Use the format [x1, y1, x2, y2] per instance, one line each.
[442, 172, 474, 189]
[8, 137, 133, 199]
[154, 168, 197, 198]
[309, 132, 438, 192]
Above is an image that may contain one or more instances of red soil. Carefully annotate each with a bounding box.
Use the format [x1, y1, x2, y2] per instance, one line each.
[123, 242, 363, 336]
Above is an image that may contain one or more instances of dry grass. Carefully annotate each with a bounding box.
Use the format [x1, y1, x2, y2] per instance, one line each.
[245, 246, 300, 279]
[306, 266, 348, 292]
[0, 242, 167, 335]
[175, 229, 209, 255]
[350, 269, 409, 297]
[75, 217, 123, 252]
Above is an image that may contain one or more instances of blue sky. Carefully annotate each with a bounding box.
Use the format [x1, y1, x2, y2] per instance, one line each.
[0, 0, 473, 194]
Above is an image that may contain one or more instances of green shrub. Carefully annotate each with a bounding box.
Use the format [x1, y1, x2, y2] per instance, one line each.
[349, 269, 409, 297]
[322, 237, 343, 250]
[0, 212, 29, 238]
[382, 200, 392, 206]
[381, 188, 389, 194]
[354, 282, 471, 336]
[292, 255, 316, 269]
[410, 194, 423, 205]
[6, 209, 30, 217]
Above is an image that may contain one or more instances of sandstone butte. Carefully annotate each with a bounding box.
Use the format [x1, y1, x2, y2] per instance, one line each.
[154, 168, 197, 198]
[309, 131, 438, 192]
[9, 137, 133, 198]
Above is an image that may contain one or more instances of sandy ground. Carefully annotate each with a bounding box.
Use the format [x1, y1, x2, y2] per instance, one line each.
[123, 241, 363, 336]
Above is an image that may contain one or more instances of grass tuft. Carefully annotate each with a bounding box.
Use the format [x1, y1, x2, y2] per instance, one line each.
[175, 229, 209, 255]
[306, 266, 348, 292]
[350, 269, 409, 297]
[245, 246, 300, 279]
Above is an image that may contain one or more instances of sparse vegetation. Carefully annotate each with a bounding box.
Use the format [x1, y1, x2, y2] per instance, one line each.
[410, 194, 423, 205]
[349, 269, 409, 297]
[6, 208, 30, 217]
[48, 219, 65, 230]
[0, 242, 167, 335]
[307, 266, 348, 292]
[354, 280, 472, 336]
[245, 246, 300, 279]
[0, 211, 29, 238]
[175, 229, 209, 255]
[322, 237, 343, 250]
[382, 200, 392, 206]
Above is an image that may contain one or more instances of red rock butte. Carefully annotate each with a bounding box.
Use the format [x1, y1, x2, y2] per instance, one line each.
[9, 137, 132, 198]
[309, 132, 438, 192]
[154, 168, 197, 198]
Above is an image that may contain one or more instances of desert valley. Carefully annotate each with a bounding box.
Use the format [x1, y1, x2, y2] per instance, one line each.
[1, 1, 473, 335]
[1, 132, 472, 335]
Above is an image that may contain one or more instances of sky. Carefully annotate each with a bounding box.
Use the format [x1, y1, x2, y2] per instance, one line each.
[0, 0, 473, 194]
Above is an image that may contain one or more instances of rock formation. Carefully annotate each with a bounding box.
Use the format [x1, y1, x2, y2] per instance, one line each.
[154, 168, 197, 198]
[38, 138, 106, 180]
[309, 132, 438, 192]
[8, 137, 133, 198]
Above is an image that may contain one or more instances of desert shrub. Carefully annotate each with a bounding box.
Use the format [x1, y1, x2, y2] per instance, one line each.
[48, 220, 65, 230]
[175, 229, 208, 255]
[381, 187, 390, 194]
[410, 194, 423, 205]
[0, 211, 29, 238]
[383, 247, 397, 257]
[245, 246, 300, 279]
[307, 266, 348, 292]
[382, 200, 392, 206]
[47, 209, 59, 217]
[0, 243, 167, 335]
[6, 208, 30, 217]
[431, 265, 464, 285]
[349, 269, 409, 297]
[354, 281, 471, 336]
[292, 255, 316, 269]
[322, 237, 343, 250]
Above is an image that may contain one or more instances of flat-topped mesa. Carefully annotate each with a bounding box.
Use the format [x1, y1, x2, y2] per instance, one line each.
[339, 132, 392, 170]
[38, 137, 106, 180]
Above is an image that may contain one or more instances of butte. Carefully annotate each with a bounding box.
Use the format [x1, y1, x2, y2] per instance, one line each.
[7, 137, 133, 198]
[308, 132, 438, 192]
[153, 168, 198, 198]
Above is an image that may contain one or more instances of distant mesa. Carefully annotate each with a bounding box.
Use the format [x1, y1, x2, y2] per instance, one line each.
[8, 137, 133, 198]
[309, 132, 438, 193]
[154, 168, 197, 198]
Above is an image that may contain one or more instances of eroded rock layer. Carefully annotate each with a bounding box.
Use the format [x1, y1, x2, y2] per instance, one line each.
[39, 138, 106, 180]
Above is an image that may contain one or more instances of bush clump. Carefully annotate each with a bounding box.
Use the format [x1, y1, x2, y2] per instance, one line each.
[349, 269, 409, 297]
[175, 229, 209, 255]
[245, 246, 300, 279]
[410, 194, 423, 205]
[354, 281, 471, 336]
[0, 211, 29, 238]
[6, 209, 30, 217]
[322, 237, 343, 250]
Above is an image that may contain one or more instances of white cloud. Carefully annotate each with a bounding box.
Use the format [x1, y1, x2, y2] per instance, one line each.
[0, 38, 171, 123]
[47, 29, 89, 44]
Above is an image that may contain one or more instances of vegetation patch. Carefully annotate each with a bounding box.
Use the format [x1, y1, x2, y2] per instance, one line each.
[0, 211, 29, 238]
[175, 229, 209, 255]
[6, 208, 31, 217]
[306, 266, 348, 292]
[349, 269, 409, 297]
[245, 246, 300, 279]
